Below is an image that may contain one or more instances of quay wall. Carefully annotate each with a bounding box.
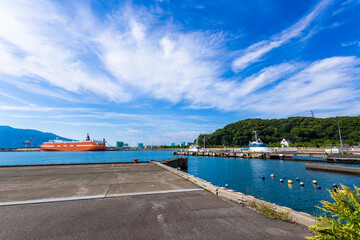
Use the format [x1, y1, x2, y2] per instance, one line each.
[0, 148, 41, 152]
[174, 150, 324, 160]
[306, 164, 360, 175]
[153, 161, 316, 227]
[160, 157, 188, 171]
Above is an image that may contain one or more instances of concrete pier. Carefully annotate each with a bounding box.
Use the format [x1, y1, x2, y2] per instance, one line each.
[325, 154, 360, 164]
[160, 157, 188, 171]
[174, 150, 323, 160]
[306, 164, 360, 175]
[0, 162, 311, 239]
[0, 162, 199, 204]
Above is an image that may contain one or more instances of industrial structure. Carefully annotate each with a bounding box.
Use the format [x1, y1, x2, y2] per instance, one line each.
[23, 136, 33, 148]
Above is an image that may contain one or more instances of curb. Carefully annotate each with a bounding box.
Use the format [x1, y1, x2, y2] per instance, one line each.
[152, 161, 316, 227]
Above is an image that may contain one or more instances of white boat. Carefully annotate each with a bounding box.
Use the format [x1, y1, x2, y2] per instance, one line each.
[249, 131, 271, 153]
[188, 144, 200, 152]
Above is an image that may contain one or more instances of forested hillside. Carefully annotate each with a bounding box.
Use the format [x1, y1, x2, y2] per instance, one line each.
[197, 116, 360, 147]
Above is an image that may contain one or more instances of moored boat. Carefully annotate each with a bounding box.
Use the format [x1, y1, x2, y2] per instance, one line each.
[249, 131, 271, 153]
[40, 134, 106, 152]
[188, 144, 200, 152]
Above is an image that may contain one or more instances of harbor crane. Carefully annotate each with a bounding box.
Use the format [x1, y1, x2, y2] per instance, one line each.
[23, 136, 33, 148]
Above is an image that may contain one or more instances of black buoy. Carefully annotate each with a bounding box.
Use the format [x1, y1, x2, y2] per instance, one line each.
[280, 179, 284, 183]
[332, 184, 338, 192]
[261, 176, 265, 180]
[283, 177, 286, 179]
[296, 177, 300, 181]
[316, 186, 321, 189]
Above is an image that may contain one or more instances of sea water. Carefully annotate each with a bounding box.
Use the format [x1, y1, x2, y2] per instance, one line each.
[0, 150, 175, 165]
[186, 156, 360, 215]
[0, 150, 359, 215]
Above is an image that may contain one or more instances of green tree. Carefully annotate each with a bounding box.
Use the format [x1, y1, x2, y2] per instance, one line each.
[307, 184, 360, 240]
[196, 116, 360, 147]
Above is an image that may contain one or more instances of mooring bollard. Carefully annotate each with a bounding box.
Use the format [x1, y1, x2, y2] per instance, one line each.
[133, 158, 138, 163]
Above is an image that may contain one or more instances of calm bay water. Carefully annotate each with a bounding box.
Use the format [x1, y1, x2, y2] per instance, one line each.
[187, 156, 360, 215]
[1, 150, 359, 215]
[0, 150, 175, 165]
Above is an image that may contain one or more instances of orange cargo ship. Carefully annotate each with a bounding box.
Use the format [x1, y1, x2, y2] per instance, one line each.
[40, 134, 106, 152]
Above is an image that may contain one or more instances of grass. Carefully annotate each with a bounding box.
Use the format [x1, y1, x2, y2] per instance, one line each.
[249, 200, 293, 222]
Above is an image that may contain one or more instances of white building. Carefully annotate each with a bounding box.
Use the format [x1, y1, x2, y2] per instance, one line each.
[280, 138, 291, 148]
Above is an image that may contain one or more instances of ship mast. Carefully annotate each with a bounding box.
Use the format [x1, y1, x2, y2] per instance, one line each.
[253, 130, 258, 142]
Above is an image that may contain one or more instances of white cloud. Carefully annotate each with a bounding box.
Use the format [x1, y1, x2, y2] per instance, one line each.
[333, 0, 360, 15]
[238, 63, 299, 95]
[341, 41, 360, 47]
[0, 0, 130, 102]
[0, 106, 94, 112]
[0, 92, 36, 107]
[232, 0, 332, 71]
[0, 0, 359, 121]
[243, 56, 360, 116]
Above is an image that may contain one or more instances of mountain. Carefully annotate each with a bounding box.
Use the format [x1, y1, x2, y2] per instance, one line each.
[197, 116, 360, 147]
[0, 126, 73, 148]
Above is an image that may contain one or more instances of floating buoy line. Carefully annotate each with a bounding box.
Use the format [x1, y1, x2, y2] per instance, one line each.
[257, 175, 333, 190]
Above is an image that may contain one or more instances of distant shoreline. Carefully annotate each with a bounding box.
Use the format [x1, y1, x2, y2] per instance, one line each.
[0, 147, 183, 152]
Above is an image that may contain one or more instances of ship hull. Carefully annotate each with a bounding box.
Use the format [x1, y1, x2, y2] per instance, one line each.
[40, 141, 106, 152]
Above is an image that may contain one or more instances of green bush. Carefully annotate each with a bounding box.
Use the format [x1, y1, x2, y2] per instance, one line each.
[307, 184, 360, 240]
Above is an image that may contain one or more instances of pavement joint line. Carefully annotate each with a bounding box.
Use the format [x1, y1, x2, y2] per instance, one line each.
[0, 195, 106, 206]
[0, 189, 204, 206]
[109, 188, 204, 197]
[105, 185, 112, 197]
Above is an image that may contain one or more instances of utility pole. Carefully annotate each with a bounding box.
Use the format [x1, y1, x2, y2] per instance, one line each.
[337, 122, 343, 155]
[204, 137, 206, 149]
[253, 130, 258, 142]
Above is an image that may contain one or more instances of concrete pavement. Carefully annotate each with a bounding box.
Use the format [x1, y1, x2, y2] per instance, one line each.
[0, 163, 200, 204]
[0, 162, 312, 239]
[0, 190, 311, 239]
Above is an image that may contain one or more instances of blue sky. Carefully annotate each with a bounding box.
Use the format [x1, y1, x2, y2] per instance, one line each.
[0, 0, 360, 146]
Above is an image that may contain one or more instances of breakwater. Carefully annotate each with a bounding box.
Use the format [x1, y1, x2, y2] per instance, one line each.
[174, 149, 360, 163]
[306, 164, 360, 175]
[173, 150, 323, 160]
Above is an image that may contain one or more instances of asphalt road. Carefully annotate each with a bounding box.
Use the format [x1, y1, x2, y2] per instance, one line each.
[0, 190, 312, 240]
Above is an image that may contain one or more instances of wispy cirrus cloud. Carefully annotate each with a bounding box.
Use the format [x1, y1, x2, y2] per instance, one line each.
[341, 40, 360, 47]
[231, 0, 332, 71]
[243, 56, 360, 116]
[0, 106, 95, 112]
[0, 0, 227, 105]
[0, 0, 129, 103]
[0, 0, 359, 122]
[0, 92, 36, 107]
[333, 0, 360, 15]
